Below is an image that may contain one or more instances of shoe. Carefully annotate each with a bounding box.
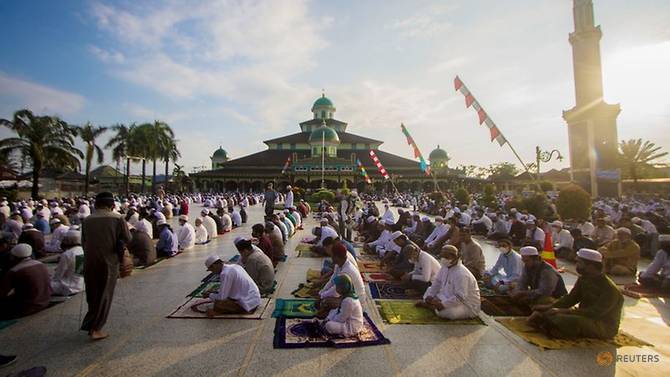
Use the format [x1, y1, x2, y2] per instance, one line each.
[0, 354, 17, 367]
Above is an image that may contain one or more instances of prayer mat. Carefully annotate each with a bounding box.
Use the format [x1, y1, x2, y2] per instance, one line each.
[291, 283, 320, 299]
[306, 269, 322, 282]
[358, 261, 383, 273]
[368, 282, 422, 300]
[273, 313, 391, 349]
[496, 317, 653, 350]
[228, 254, 241, 263]
[376, 300, 485, 325]
[187, 281, 221, 298]
[297, 249, 321, 258]
[301, 236, 316, 243]
[167, 297, 271, 319]
[321, 259, 333, 272]
[481, 295, 532, 317]
[357, 254, 380, 262]
[201, 272, 217, 283]
[621, 283, 670, 299]
[295, 243, 313, 253]
[0, 319, 17, 330]
[135, 256, 167, 270]
[477, 282, 498, 297]
[362, 272, 394, 282]
[271, 298, 318, 318]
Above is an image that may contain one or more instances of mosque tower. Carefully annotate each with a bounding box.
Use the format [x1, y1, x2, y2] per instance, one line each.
[562, 0, 621, 197]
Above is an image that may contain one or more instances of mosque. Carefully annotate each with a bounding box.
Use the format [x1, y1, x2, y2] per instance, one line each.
[192, 94, 481, 193]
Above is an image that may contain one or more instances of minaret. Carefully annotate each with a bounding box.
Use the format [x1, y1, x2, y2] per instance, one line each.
[563, 0, 621, 197]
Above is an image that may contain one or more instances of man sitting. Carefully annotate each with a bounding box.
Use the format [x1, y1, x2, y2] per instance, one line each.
[155, 220, 178, 257]
[322, 274, 364, 337]
[459, 227, 485, 280]
[18, 224, 45, 258]
[528, 248, 623, 340]
[194, 217, 209, 245]
[401, 244, 440, 294]
[45, 219, 69, 253]
[128, 224, 156, 267]
[385, 235, 417, 279]
[551, 221, 574, 261]
[598, 227, 640, 276]
[316, 243, 365, 318]
[203, 255, 261, 317]
[482, 239, 523, 293]
[509, 246, 567, 306]
[638, 234, 670, 292]
[234, 237, 275, 296]
[416, 245, 480, 320]
[0, 244, 51, 319]
[50, 230, 85, 296]
[568, 228, 596, 261]
[176, 215, 196, 252]
[251, 224, 274, 264]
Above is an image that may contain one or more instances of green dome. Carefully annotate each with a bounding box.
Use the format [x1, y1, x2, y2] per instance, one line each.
[309, 123, 340, 144]
[429, 145, 449, 161]
[312, 94, 334, 109]
[212, 147, 227, 159]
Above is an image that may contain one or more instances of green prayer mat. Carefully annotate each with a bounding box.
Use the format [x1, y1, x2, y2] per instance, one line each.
[496, 317, 653, 350]
[477, 282, 498, 297]
[272, 298, 318, 318]
[188, 282, 221, 298]
[0, 319, 17, 330]
[291, 283, 319, 298]
[377, 300, 486, 325]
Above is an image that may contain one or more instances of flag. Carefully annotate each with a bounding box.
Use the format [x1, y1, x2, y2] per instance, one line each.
[281, 155, 292, 175]
[400, 123, 431, 176]
[454, 75, 507, 147]
[356, 158, 372, 184]
[369, 150, 390, 180]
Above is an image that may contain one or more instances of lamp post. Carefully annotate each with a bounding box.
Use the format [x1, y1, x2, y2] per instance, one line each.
[534, 146, 564, 178]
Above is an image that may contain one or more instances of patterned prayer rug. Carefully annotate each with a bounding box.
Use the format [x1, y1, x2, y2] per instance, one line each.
[368, 282, 422, 300]
[273, 313, 391, 349]
[187, 282, 222, 298]
[480, 295, 532, 317]
[477, 282, 498, 297]
[356, 254, 380, 262]
[496, 317, 653, 350]
[376, 300, 485, 325]
[306, 269, 322, 282]
[291, 283, 320, 299]
[295, 243, 313, 253]
[361, 272, 394, 282]
[358, 261, 383, 273]
[622, 283, 670, 299]
[271, 299, 318, 318]
[167, 297, 271, 319]
[297, 250, 321, 258]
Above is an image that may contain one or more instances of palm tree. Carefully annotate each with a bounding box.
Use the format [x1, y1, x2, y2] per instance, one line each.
[163, 138, 181, 191]
[106, 123, 132, 195]
[131, 123, 154, 193]
[618, 139, 668, 185]
[142, 120, 175, 193]
[76, 123, 107, 196]
[0, 109, 83, 198]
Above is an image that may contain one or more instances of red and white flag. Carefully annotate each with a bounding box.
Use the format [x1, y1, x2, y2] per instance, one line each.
[369, 150, 390, 180]
[454, 75, 507, 147]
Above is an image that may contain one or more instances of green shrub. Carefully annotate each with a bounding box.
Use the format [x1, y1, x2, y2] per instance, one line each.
[428, 191, 447, 205]
[556, 184, 591, 220]
[521, 194, 550, 219]
[309, 188, 335, 203]
[292, 187, 306, 201]
[481, 184, 497, 208]
[538, 181, 554, 192]
[454, 187, 470, 205]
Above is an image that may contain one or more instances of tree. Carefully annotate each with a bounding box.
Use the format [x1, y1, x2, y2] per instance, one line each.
[0, 109, 83, 198]
[163, 138, 181, 191]
[556, 184, 591, 220]
[485, 162, 519, 180]
[618, 139, 668, 185]
[454, 187, 470, 205]
[456, 164, 487, 179]
[76, 122, 107, 196]
[481, 184, 497, 208]
[106, 123, 133, 195]
[139, 121, 175, 193]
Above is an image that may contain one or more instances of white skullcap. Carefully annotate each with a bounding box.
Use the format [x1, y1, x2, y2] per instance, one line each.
[157, 219, 167, 226]
[526, 220, 536, 225]
[658, 234, 670, 242]
[391, 231, 403, 240]
[435, 216, 444, 222]
[233, 236, 247, 245]
[616, 227, 632, 235]
[577, 248, 602, 263]
[22, 223, 34, 229]
[201, 209, 210, 215]
[320, 218, 328, 224]
[49, 218, 61, 225]
[11, 243, 32, 258]
[205, 255, 221, 268]
[520, 246, 539, 256]
[453, 208, 461, 213]
[286, 185, 292, 189]
[421, 216, 430, 222]
[631, 217, 641, 224]
[63, 230, 82, 245]
[366, 216, 376, 224]
[551, 221, 563, 228]
[510, 208, 517, 213]
[178, 215, 189, 222]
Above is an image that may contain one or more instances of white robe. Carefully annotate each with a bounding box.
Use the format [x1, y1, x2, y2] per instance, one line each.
[177, 223, 196, 250]
[285, 191, 294, 209]
[212, 264, 261, 312]
[202, 216, 218, 239]
[320, 260, 366, 300]
[410, 251, 441, 282]
[424, 261, 480, 319]
[325, 297, 364, 337]
[425, 224, 449, 247]
[195, 224, 209, 244]
[50, 246, 84, 296]
[45, 225, 70, 253]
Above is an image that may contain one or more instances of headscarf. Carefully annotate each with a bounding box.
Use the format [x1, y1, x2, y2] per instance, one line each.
[334, 274, 358, 300]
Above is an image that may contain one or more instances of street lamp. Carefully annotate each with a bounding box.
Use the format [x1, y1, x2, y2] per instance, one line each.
[533, 146, 563, 177]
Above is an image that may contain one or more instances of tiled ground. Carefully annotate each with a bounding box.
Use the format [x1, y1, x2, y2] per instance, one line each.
[1, 204, 668, 376]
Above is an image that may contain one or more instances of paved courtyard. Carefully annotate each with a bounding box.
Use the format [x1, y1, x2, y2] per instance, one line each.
[1, 204, 668, 377]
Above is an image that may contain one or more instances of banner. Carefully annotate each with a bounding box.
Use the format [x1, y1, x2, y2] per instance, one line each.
[400, 123, 431, 176]
[356, 158, 372, 184]
[281, 155, 292, 175]
[368, 150, 390, 180]
[454, 75, 507, 147]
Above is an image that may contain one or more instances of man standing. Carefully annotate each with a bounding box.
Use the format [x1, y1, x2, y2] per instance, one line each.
[284, 185, 294, 210]
[81, 192, 131, 340]
[263, 183, 278, 218]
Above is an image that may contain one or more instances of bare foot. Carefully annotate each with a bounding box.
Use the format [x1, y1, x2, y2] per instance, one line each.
[90, 330, 109, 341]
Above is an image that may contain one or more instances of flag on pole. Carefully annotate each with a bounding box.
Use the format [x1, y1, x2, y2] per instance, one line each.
[368, 150, 390, 180]
[356, 158, 372, 184]
[281, 155, 292, 175]
[400, 123, 431, 176]
[454, 75, 507, 147]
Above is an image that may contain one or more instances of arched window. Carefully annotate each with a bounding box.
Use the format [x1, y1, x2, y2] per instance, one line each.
[321, 111, 325, 118]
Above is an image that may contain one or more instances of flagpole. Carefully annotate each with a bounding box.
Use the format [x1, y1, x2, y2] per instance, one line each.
[321, 130, 325, 189]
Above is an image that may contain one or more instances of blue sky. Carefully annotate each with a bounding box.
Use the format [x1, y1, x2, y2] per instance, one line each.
[1, 0, 669, 174]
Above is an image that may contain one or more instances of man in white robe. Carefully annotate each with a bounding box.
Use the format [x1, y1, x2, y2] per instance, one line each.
[417, 245, 480, 320]
[45, 219, 70, 253]
[284, 185, 294, 209]
[200, 209, 218, 240]
[317, 243, 365, 318]
[50, 230, 84, 296]
[176, 215, 195, 251]
[204, 256, 261, 316]
[424, 217, 449, 249]
[194, 218, 209, 244]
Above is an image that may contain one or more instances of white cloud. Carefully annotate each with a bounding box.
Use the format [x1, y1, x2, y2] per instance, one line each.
[390, 3, 457, 38]
[0, 73, 85, 116]
[88, 45, 125, 64]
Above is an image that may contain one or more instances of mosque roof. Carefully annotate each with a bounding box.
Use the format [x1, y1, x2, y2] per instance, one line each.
[312, 94, 334, 109]
[309, 124, 340, 144]
[429, 145, 449, 161]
